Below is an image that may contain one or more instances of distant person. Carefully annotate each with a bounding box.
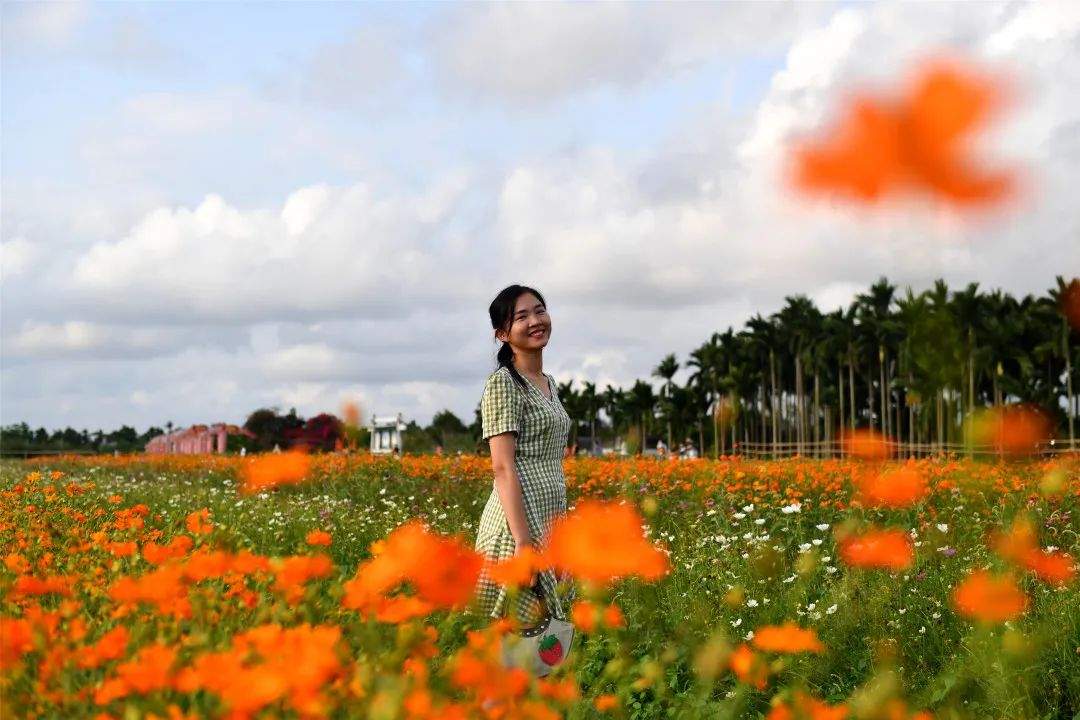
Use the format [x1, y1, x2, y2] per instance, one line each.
[435, 444, 444, 457]
[656, 438, 667, 458]
[391, 444, 401, 458]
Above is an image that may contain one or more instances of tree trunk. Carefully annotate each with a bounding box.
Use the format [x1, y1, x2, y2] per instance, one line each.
[813, 370, 820, 458]
[770, 350, 779, 458]
[879, 345, 887, 439]
[838, 355, 845, 457]
[795, 354, 804, 456]
[848, 351, 856, 429]
[1065, 322, 1075, 445]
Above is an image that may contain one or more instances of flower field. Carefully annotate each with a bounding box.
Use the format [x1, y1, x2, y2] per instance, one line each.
[2, 453, 1078, 719]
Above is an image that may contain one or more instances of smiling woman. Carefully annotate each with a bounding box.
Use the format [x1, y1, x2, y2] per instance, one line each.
[471, 285, 575, 628]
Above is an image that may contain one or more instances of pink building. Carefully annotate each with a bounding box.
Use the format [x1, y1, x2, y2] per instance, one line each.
[145, 423, 251, 454]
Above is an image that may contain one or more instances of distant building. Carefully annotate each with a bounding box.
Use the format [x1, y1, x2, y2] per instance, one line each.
[146, 424, 251, 454]
[369, 413, 406, 455]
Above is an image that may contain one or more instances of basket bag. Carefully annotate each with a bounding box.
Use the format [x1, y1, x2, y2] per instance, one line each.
[500, 578, 575, 677]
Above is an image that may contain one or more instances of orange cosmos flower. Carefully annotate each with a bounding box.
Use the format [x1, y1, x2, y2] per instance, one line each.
[953, 570, 1028, 623]
[840, 429, 892, 460]
[767, 691, 849, 720]
[728, 643, 768, 689]
[342, 520, 482, 618]
[240, 451, 312, 494]
[271, 554, 333, 603]
[856, 466, 928, 508]
[341, 401, 361, 428]
[0, 618, 34, 670]
[594, 695, 619, 712]
[752, 623, 825, 654]
[545, 500, 670, 584]
[992, 515, 1037, 564]
[967, 404, 1052, 455]
[488, 546, 546, 588]
[571, 600, 599, 633]
[839, 529, 914, 571]
[306, 529, 333, 547]
[142, 535, 194, 565]
[184, 508, 213, 535]
[76, 626, 130, 669]
[4, 553, 29, 573]
[1021, 550, 1076, 586]
[602, 602, 626, 629]
[792, 56, 1015, 207]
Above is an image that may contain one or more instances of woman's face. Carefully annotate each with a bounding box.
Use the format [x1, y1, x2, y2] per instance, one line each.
[496, 293, 551, 351]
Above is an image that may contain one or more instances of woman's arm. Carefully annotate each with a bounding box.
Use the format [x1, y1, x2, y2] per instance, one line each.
[488, 433, 532, 551]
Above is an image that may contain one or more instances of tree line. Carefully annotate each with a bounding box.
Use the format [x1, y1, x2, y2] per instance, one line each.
[548, 276, 1077, 456]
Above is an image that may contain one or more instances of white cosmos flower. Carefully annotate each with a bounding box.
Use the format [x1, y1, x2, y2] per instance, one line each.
[755, 518, 766, 526]
[742, 504, 754, 512]
[746, 599, 759, 608]
[816, 523, 830, 531]
[826, 604, 838, 615]
[936, 523, 948, 532]
[780, 503, 801, 514]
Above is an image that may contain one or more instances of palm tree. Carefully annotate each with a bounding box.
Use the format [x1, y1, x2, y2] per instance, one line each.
[627, 380, 657, 455]
[745, 314, 781, 455]
[856, 278, 898, 442]
[652, 354, 679, 450]
[1047, 276, 1078, 444]
[580, 381, 601, 455]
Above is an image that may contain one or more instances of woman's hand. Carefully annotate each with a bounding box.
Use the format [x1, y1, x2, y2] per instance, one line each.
[515, 539, 537, 589]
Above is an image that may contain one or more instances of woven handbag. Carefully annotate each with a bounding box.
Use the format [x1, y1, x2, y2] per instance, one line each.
[500, 578, 575, 677]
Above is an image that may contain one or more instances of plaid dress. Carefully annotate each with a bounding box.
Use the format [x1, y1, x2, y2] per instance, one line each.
[472, 365, 575, 624]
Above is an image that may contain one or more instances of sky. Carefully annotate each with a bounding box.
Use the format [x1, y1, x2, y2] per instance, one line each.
[3, 1, 1079, 433]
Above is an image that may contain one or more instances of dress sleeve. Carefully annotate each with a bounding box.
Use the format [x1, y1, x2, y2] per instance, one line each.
[481, 370, 523, 441]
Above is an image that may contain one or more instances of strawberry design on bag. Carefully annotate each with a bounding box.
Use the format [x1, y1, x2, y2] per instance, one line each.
[538, 634, 563, 665]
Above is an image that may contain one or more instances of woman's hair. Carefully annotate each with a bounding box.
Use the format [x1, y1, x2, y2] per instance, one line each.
[489, 284, 546, 391]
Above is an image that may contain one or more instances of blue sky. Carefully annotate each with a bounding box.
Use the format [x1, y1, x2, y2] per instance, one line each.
[3, 1, 1078, 432]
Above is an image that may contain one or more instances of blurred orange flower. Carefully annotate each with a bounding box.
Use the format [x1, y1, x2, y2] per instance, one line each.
[839, 529, 914, 571]
[240, 451, 312, 494]
[728, 643, 768, 689]
[1022, 550, 1076, 586]
[840, 429, 892, 460]
[306, 529, 333, 547]
[793, 57, 1015, 207]
[594, 694, 619, 712]
[752, 623, 825, 654]
[342, 520, 482, 620]
[967, 404, 1051, 455]
[767, 691, 848, 720]
[545, 500, 670, 584]
[488, 546, 545, 588]
[856, 466, 928, 508]
[953, 570, 1028, 623]
[184, 508, 213, 535]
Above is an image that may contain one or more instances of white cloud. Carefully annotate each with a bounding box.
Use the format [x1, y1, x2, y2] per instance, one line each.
[433, 2, 830, 105]
[2, 1, 88, 49]
[5, 321, 186, 360]
[1, 237, 37, 281]
[70, 180, 481, 323]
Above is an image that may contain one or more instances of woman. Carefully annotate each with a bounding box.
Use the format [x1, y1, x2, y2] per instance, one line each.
[472, 284, 574, 627]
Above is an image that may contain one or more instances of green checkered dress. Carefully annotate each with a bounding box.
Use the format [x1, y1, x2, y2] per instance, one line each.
[472, 365, 575, 624]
